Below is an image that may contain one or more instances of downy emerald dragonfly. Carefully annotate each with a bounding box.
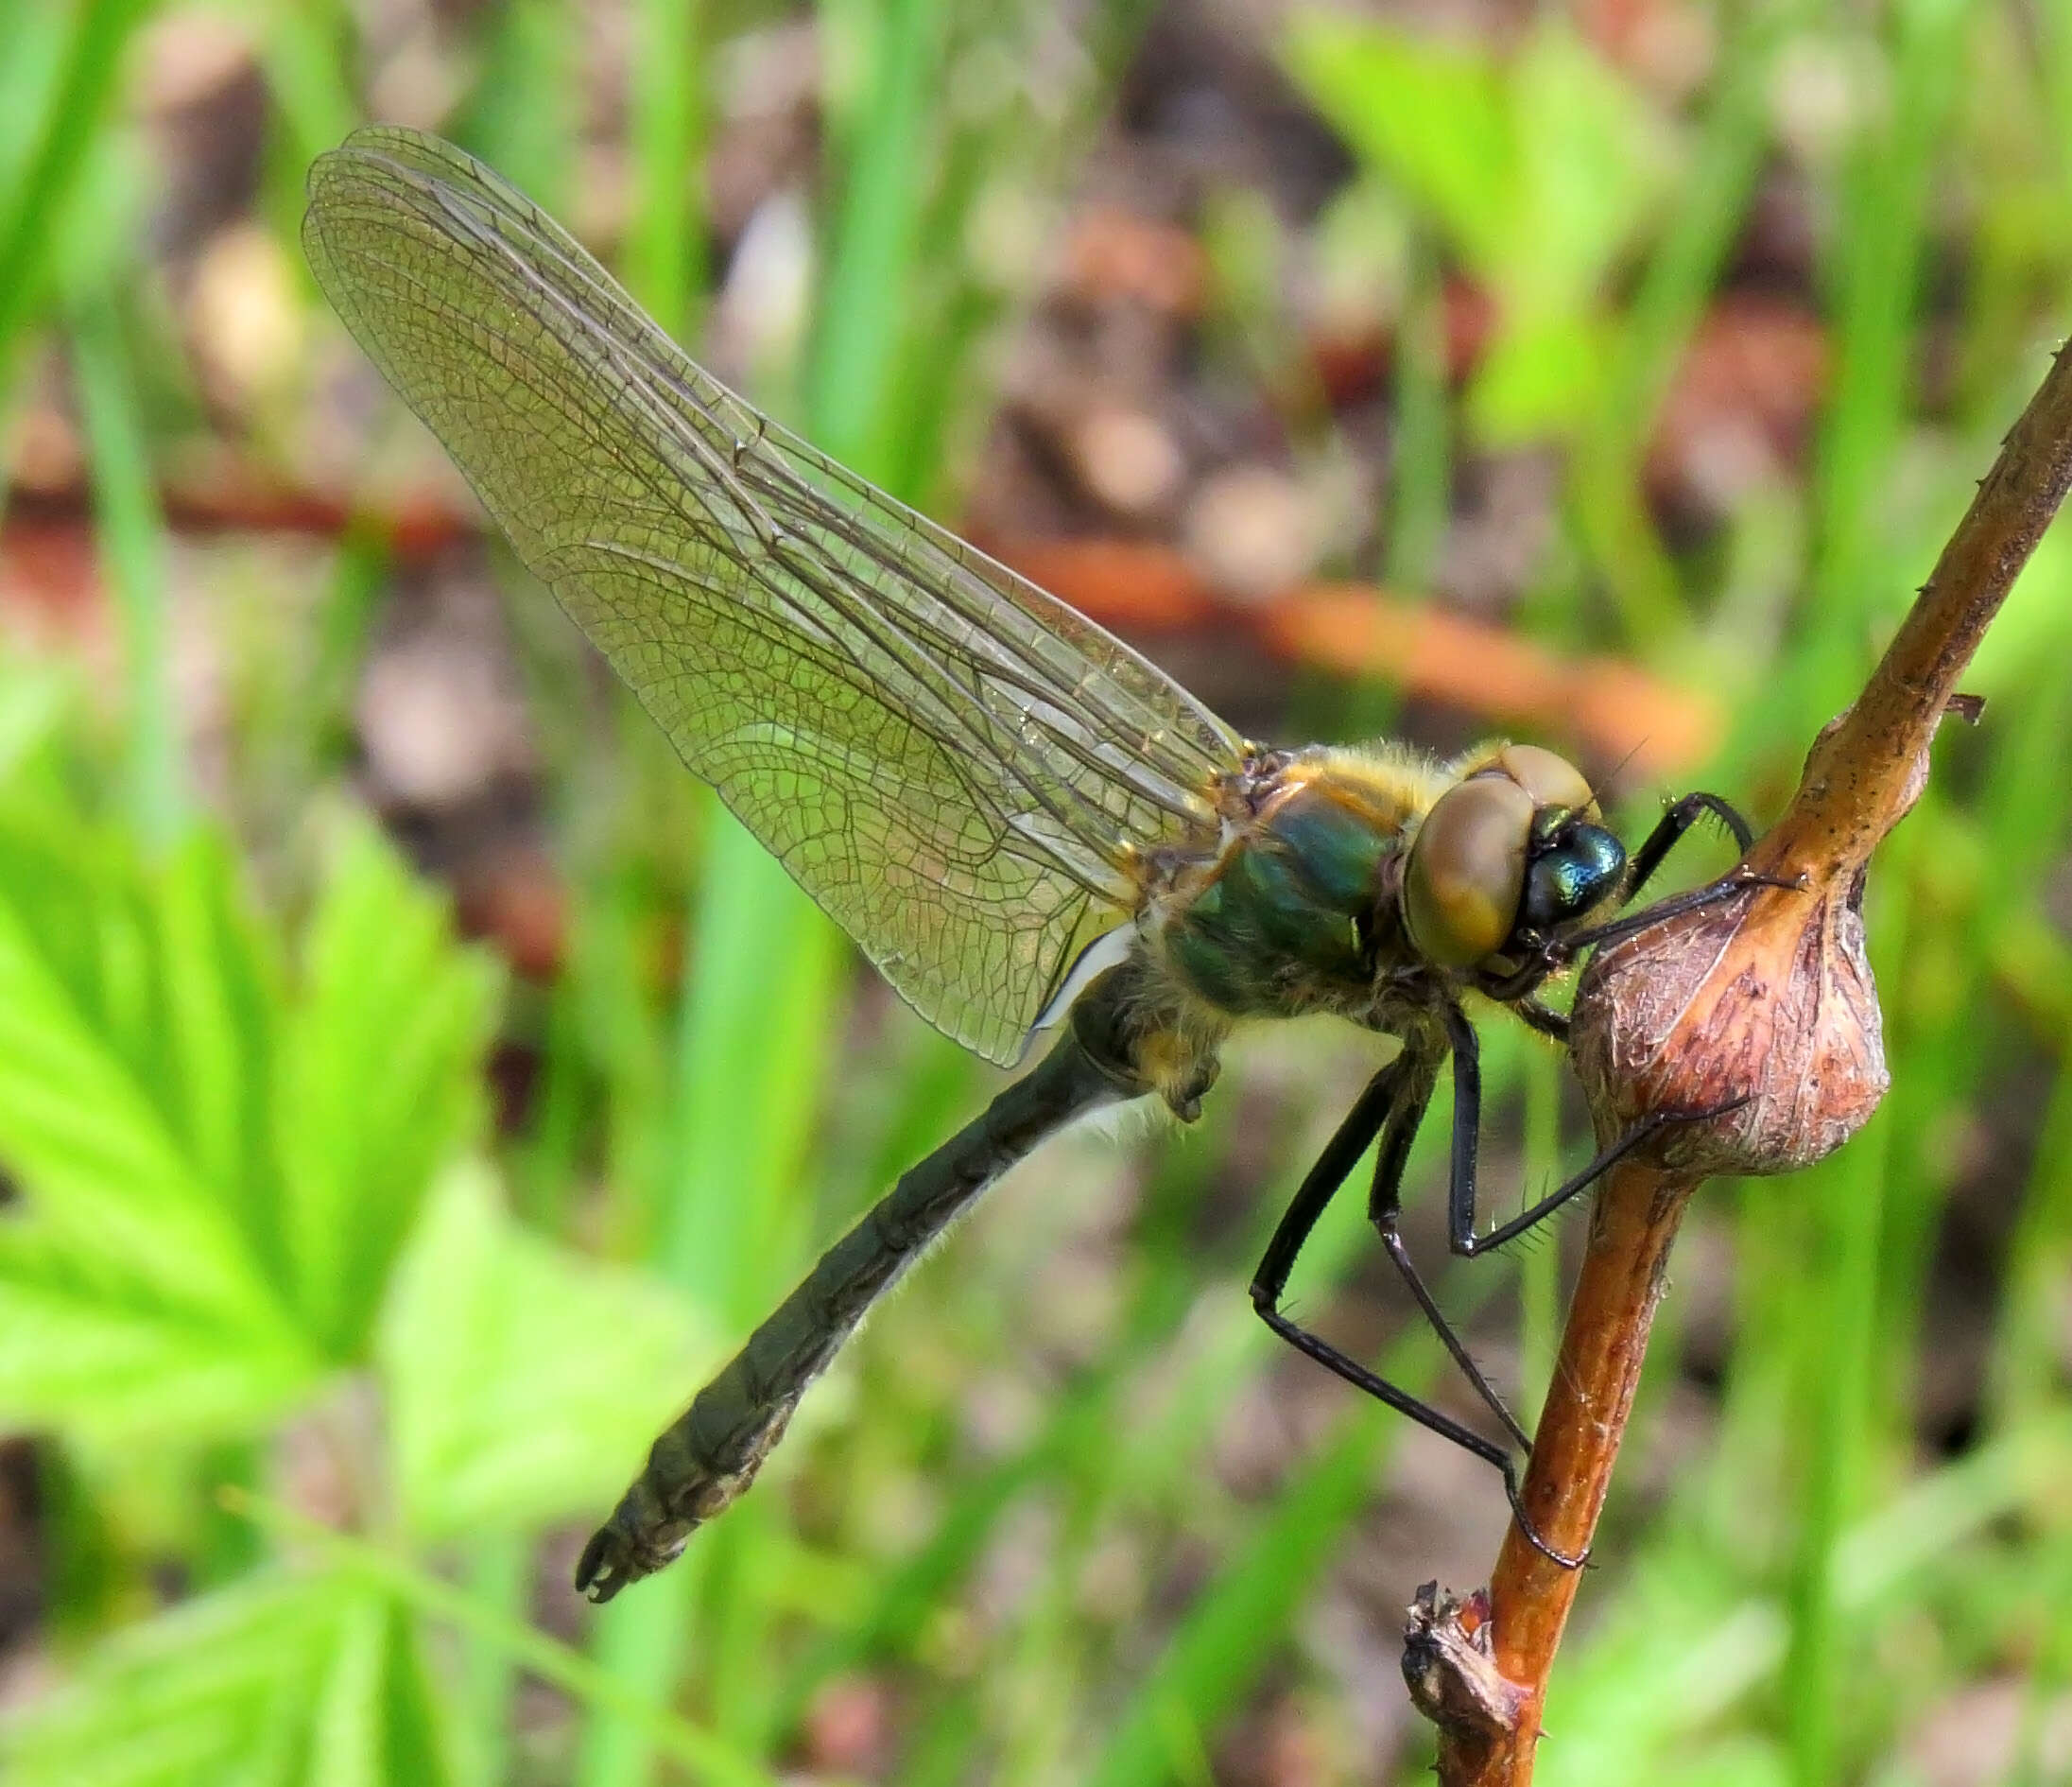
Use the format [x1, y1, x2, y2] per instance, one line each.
[303, 127, 1755, 1601]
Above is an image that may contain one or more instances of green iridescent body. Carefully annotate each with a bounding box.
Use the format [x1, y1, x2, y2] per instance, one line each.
[1160, 750, 1433, 1019]
[1158, 748, 1440, 1020]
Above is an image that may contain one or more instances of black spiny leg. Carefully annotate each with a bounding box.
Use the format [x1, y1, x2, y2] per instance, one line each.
[1513, 998, 1570, 1044]
[1435, 1000, 1754, 1261]
[1622, 791, 1754, 903]
[1249, 1063, 1526, 1493]
[1364, 1035, 1530, 1453]
[1252, 1043, 1585, 1570]
[1437, 1000, 1695, 1258]
[1364, 1032, 1582, 1567]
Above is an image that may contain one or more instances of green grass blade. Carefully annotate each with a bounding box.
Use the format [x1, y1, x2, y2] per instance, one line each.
[625, 0, 706, 344]
[458, 1534, 526, 1787]
[457, 0, 582, 221]
[575, 824, 844, 1781]
[69, 291, 181, 850]
[1990, 1038, 2072, 1428]
[805, 0, 943, 470]
[1385, 225, 1451, 590]
[577, 0, 915, 1754]
[0, 0, 153, 373]
[1783, 865, 1912, 1787]
[1085, 1334, 1443, 1787]
[1799, 0, 1966, 707]
[1571, 0, 1791, 647]
[253, 0, 358, 175]
[224, 1491, 780, 1787]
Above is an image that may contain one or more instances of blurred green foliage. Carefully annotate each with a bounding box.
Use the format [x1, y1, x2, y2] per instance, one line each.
[1288, 12, 1673, 439]
[0, 1, 2066, 1785]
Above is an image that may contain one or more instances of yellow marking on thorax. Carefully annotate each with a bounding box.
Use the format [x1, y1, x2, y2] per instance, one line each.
[1269, 743, 1459, 839]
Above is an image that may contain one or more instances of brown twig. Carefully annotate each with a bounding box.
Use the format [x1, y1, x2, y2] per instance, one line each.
[993, 539, 1724, 779]
[1421, 338, 2072, 1785]
[0, 485, 1724, 775]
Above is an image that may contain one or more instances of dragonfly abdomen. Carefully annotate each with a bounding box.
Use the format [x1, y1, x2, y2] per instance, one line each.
[574, 989, 1152, 1603]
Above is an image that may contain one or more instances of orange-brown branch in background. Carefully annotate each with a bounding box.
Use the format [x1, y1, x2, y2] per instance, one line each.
[992, 539, 1721, 779]
[1267, 581, 1718, 780]
[1424, 339, 2072, 1786]
[0, 469, 1723, 781]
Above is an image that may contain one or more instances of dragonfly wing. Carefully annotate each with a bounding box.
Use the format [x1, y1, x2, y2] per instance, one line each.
[304, 128, 1244, 1066]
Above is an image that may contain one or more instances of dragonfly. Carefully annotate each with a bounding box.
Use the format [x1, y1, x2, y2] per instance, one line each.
[303, 126, 1757, 1604]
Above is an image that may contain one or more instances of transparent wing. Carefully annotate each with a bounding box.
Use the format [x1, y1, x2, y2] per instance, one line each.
[304, 127, 1243, 1065]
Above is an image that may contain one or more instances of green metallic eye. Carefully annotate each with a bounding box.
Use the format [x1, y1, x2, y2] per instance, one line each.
[1403, 775, 1534, 967]
[1493, 744, 1596, 819]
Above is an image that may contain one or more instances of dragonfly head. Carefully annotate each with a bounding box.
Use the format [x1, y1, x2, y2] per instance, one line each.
[1401, 745, 1626, 971]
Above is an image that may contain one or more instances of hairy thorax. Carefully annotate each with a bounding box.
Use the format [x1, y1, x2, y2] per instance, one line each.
[1140, 745, 1454, 1028]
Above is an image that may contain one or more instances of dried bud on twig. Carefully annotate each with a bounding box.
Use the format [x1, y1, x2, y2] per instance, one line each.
[1571, 694, 1985, 1179]
[1403, 1584, 1528, 1744]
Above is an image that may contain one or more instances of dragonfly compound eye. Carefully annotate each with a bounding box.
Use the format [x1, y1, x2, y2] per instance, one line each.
[1492, 744, 1597, 820]
[1402, 775, 1535, 968]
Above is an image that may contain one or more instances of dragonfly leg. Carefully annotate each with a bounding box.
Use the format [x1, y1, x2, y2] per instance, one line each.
[1438, 1001, 1491, 1256]
[1248, 1070, 1508, 1466]
[1249, 1049, 1584, 1569]
[1621, 791, 1754, 903]
[1441, 999, 1751, 1256]
[1513, 998, 1570, 1045]
[1249, 1061, 1401, 1323]
[1363, 1035, 1532, 1454]
[1478, 862, 1793, 1006]
[1561, 865, 1799, 963]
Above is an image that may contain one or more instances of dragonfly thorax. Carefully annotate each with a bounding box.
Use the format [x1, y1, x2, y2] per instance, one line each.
[1151, 742, 1625, 1027]
[1154, 748, 1443, 1023]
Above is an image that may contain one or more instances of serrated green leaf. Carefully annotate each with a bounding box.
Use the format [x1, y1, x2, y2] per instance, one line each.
[0, 1223, 313, 1439]
[0, 807, 494, 1450]
[0, 804, 316, 1448]
[377, 1603, 461, 1787]
[0, 820, 289, 1335]
[227, 1490, 780, 1787]
[379, 1160, 704, 1542]
[274, 821, 502, 1362]
[153, 832, 284, 1281]
[1, 1567, 460, 1787]
[0, 1568, 357, 1787]
[307, 1595, 458, 1787]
